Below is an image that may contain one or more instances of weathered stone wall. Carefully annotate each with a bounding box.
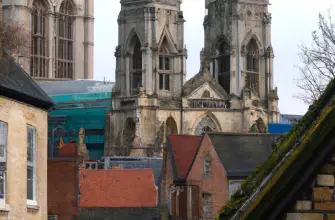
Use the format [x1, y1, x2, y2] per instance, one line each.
[286, 154, 335, 220]
[0, 96, 48, 220]
[77, 207, 162, 220]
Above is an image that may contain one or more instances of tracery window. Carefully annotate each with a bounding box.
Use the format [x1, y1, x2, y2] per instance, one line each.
[158, 37, 171, 91]
[217, 41, 230, 94]
[246, 39, 260, 93]
[57, 0, 74, 79]
[31, 0, 48, 78]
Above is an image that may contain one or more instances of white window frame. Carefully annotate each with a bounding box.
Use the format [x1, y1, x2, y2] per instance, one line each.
[27, 126, 37, 206]
[0, 121, 7, 207]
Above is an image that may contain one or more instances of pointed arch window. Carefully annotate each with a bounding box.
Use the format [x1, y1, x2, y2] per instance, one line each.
[31, 0, 48, 78]
[131, 36, 142, 90]
[217, 41, 230, 94]
[246, 39, 260, 93]
[158, 37, 172, 91]
[246, 39, 259, 73]
[57, 0, 75, 79]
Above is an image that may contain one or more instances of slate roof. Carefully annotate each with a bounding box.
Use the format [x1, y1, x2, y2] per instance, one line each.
[182, 65, 230, 100]
[38, 80, 115, 95]
[167, 135, 203, 181]
[219, 79, 335, 220]
[0, 53, 54, 110]
[208, 133, 280, 177]
[79, 169, 158, 208]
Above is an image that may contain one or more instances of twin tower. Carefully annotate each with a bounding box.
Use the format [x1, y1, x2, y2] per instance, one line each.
[114, 0, 275, 100]
[105, 0, 279, 156]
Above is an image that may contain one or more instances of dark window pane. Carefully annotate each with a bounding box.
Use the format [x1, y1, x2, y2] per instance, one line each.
[165, 74, 170, 91]
[159, 56, 163, 70]
[159, 74, 163, 90]
[164, 57, 170, 70]
[27, 167, 34, 200]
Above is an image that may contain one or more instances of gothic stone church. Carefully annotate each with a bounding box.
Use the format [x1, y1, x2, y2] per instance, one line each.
[104, 0, 280, 156]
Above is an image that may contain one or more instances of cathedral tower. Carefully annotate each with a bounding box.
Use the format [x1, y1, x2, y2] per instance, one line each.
[203, 0, 275, 105]
[114, 0, 187, 98]
[106, 0, 187, 156]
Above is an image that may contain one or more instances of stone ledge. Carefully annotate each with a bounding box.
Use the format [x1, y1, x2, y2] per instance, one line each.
[27, 205, 40, 211]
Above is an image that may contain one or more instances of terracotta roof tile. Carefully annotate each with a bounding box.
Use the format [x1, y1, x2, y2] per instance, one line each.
[168, 135, 202, 180]
[79, 169, 158, 208]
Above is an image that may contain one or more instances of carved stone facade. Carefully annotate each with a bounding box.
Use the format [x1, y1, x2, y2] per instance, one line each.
[2, 0, 94, 80]
[104, 0, 281, 156]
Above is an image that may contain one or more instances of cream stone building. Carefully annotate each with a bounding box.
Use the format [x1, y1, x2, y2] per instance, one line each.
[2, 0, 94, 81]
[104, 0, 280, 156]
[0, 54, 54, 218]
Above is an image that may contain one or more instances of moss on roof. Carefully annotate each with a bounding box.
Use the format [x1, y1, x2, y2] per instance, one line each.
[218, 79, 335, 220]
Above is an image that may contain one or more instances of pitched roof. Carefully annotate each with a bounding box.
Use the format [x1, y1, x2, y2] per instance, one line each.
[183, 65, 230, 100]
[105, 156, 163, 204]
[208, 133, 280, 177]
[38, 80, 115, 95]
[167, 135, 203, 181]
[0, 52, 54, 110]
[79, 169, 158, 208]
[219, 79, 335, 220]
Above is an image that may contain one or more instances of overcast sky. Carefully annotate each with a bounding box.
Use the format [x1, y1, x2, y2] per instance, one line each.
[94, 0, 334, 115]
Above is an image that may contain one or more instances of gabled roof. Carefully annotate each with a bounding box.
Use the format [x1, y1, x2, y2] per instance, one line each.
[219, 79, 335, 220]
[79, 169, 158, 208]
[183, 64, 230, 100]
[208, 133, 280, 177]
[167, 135, 203, 181]
[0, 52, 54, 110]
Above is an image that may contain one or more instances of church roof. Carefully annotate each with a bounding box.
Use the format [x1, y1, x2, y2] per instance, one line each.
[167, 135, 203, 181]
[183, 59, 230, 99]
[0, 51, 54, 110]
[208, 133, 280, 177]
[218, 79, 335, 220]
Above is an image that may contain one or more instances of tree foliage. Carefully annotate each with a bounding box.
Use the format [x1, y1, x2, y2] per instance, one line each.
[295, 10, 335, 105]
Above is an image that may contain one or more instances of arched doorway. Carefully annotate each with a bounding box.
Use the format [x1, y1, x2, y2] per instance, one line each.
[195, 115, 217, 135]
[165, 117, 178, 142]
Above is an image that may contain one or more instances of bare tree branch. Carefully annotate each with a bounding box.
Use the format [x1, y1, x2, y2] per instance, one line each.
[1, 21, 31, 59]
[294, 9, 335, 105]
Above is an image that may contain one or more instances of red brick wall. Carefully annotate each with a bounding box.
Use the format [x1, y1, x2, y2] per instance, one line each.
[187, 134, 229, 217]
[48, 160, 78, 220]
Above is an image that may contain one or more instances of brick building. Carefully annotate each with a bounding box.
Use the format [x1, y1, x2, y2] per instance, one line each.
[218, 80, 335, 219]
[162, 133, 279, 219]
